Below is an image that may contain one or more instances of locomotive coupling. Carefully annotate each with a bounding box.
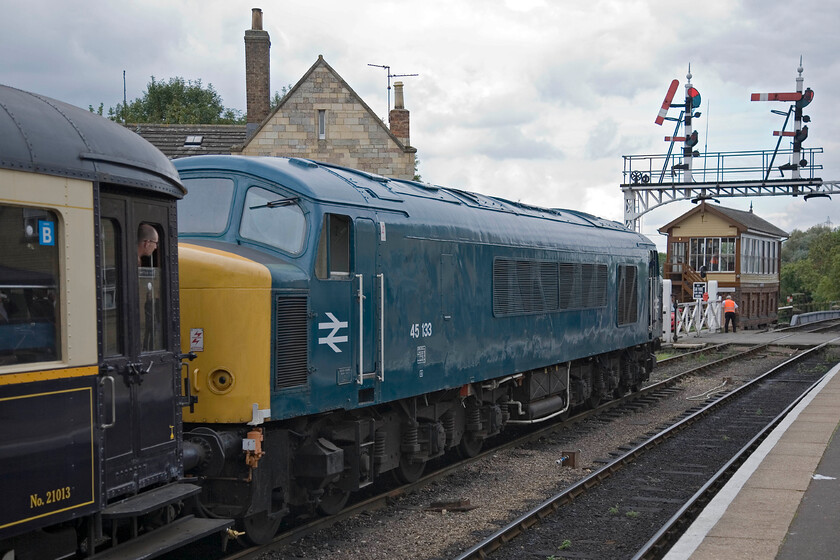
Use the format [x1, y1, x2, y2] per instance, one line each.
[183, 427, 242, 476]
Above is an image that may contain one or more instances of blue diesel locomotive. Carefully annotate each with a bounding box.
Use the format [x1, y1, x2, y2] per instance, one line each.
[175, 155, 662, 543]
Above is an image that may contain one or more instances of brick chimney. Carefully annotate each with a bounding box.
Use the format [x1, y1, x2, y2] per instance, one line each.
[245, 8, 270, 135]
[389, 81, 410, 146]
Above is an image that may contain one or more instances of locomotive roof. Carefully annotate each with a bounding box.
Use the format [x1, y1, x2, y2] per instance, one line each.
[176, 155, 649, 238]
[0, 84, 184, 197]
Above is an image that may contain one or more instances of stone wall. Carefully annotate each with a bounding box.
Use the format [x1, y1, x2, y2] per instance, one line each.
[242, 61, 415, 180]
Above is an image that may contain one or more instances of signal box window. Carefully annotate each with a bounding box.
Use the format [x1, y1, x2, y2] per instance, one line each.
[0, 204, 61, 365]
[315, 214, 351, 279]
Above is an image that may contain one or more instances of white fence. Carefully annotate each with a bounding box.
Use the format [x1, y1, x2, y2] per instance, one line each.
[661, 279, 725, 344]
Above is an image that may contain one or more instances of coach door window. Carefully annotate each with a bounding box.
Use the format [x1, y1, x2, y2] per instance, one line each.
[315, 213, 351, 279]
[101, 219, 123, 356]
[0, 204, 61, 365]
[137, 223, 164, 352]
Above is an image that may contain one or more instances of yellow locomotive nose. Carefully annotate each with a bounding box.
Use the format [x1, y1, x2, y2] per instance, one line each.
[178, 243, 272, 423]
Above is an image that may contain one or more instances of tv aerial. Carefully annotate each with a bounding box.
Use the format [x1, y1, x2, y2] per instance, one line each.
[368, 63, 418, 115]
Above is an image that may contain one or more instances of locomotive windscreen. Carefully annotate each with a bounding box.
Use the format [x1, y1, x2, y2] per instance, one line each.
[178, 177, 235, 234]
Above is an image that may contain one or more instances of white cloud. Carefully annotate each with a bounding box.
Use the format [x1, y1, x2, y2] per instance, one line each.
[2, 0, 838, 241]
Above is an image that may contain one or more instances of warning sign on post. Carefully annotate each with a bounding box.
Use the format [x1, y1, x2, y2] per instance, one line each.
[693, 282, 707, 300]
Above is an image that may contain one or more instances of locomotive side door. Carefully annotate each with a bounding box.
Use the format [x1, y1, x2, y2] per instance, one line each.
[354, 217, 380, 387]
[99, 192, 180, 499]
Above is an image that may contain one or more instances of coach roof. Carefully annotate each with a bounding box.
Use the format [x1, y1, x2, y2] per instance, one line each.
[0, 84, 184, 197]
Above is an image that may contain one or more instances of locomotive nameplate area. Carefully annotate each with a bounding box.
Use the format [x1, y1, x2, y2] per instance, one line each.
[0, 383, 96, 532]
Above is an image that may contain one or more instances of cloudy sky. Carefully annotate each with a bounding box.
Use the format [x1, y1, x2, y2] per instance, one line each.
[2, 0, 839, 249]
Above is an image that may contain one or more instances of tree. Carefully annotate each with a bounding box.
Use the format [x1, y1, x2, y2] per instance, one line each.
[413, 155, 422, 182]
[780, 224, 840, 302]
[107, 76, 244, 124]
[270, 85, 293, 112]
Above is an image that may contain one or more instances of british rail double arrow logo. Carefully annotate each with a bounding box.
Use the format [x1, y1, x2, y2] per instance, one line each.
[318, 312, 348, 352]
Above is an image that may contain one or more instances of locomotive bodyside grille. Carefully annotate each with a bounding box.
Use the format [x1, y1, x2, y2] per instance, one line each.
[493, 258, 559, 316]
[617, 265, 639, 325]
[275, 295, 309, 390]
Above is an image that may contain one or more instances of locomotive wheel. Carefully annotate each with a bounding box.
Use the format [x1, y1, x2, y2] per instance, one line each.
[316, 485, 351, 516]
[238, 511, 283, 546]
[392, 456, 425, 484]
[457, 433, 483, 459]
[613, 384, 628, 399]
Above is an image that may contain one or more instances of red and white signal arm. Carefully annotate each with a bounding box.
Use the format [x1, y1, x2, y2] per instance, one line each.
[655, 79, 679, 125]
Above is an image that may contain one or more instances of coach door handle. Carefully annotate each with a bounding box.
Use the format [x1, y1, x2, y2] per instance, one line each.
[100, 375, 116, 429]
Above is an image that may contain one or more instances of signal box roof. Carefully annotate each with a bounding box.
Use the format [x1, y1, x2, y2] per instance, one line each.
[658, 201, 788, 239]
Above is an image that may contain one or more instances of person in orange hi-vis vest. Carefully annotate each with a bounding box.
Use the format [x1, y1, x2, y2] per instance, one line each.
[723, 295, 738, 333]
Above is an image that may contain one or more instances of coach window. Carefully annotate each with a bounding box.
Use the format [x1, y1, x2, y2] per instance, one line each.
[102, 219, 123, 356]
[0, 204, 61, 365]
[138, 223, 164, 352]
[239, 186, 306, 254]
[315, 213, 351, 279]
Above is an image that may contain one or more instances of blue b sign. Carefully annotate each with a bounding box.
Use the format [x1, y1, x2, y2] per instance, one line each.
[39, 220, 55, 246]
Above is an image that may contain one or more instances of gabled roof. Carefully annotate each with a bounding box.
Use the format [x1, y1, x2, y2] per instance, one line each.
[243, 55, 414, 153]
[658, 202, 788, 239]
[129, 123, 247, 159]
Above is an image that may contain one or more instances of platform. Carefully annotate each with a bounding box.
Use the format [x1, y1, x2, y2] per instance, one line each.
[669, 327, 840, 348]
[662, 354, 840, 559]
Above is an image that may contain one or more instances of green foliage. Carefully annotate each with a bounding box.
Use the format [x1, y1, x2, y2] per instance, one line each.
[107, 76, 244, 124]
[625, 510, 640, 518]
[781, 225, 840, 302]
[413, 155, 422, 182]
[781, 225, 831, 263]
[270, 85, 293, 112]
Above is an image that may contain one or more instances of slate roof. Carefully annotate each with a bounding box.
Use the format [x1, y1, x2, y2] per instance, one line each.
[127, 123, 247, 159]
[658, 202, 789, 239]
[711, 204, 788, 238]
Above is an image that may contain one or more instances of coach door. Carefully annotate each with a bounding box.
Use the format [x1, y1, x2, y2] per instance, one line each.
[99, 193, 180, 498]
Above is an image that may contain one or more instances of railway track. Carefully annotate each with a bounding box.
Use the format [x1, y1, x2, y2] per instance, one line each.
[201, 333, 834, 560]
[454, 338, 840, 560]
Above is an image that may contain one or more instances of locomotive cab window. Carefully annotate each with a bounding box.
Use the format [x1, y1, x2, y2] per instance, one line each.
[178, 177, 235, 234]
[239, 186, 306, 254]
[0, 204, 61, 365]
[315, 214, 351, 279]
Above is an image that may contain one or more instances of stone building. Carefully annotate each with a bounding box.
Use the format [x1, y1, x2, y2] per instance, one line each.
[236, 54, 416, 179]
[131, 8, 416, 181]
[659, 202, 788, 329]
